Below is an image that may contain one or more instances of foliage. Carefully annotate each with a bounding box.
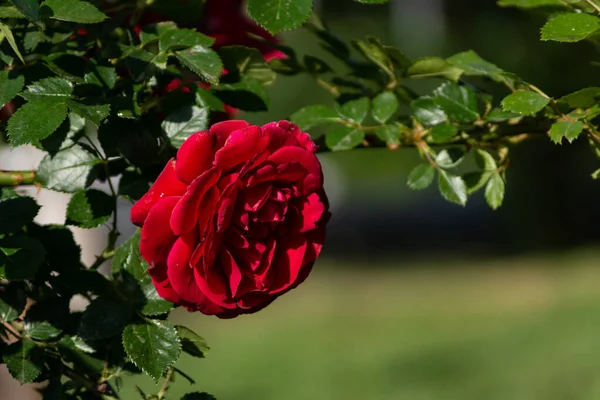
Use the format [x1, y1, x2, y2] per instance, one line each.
[0, 0, 599, 398]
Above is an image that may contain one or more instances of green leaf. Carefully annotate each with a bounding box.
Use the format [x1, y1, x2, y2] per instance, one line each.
[541, 13, 600, 43]
[464, 171, 492, 194]
[214, 76, 269, 111]
[558, 87, 600, 109]
[40, 0, 107, 23]
[549, 120, 584, 144]
[195, 88, 225, 112]
[7, 99, 68, 146]
[430, 122, 458, 143]
[66, 189, 113, 228]
[122, 320, 181, 381]
[21, 77, 73, 101]
[0, 286, 26, 322]
[36, 145, 100, 192]
[247, 0, 313, 34]
[8, 0, 39, 20]
[353, 36, 406, 77]
[435, 148, 466, 169]
[162, 106, 210, 149]
[501, 90, 550, 115]
[66, 100, 110, 126]
[0, 236, 45, 280]
[3, 341, 44, 384]
[446, 50, 505, 82]
[407, 163, 435, 190]
[175, 45, 223, 85]
[406, 57, 463, 81]
[433, 82, 479, 122]
[488, 108, 521, 122]
[372, 92, 398, 123]
[177, 326, 209, 358]
[0, 6, 26, 18]
[0, 71, 24, 108]
[23, 298, 68, 340]
[335, 97, 370, 124]
[438, 169, 467, 206]
[181, 393, 217, 400]
[159, 28, 214, 52]
[475, 148, 498, 171]
[78, 297, 132, 340]
[0, 195, 39, 234]
[497, 0, 564, 8]
[113, 231, 173, 316]
[0, 22, 25, 64]
[374, 124, 403, 147]
[290, 105, 340, 131]
[119, 170, 150, 201]
[84, 63, 117, 90]
[325, 125, 364, 151]
[304, 55, 332, 74]
[220, 46, 276, 84]
[485, 172, 505, 210]
[411, 97, 447, 126]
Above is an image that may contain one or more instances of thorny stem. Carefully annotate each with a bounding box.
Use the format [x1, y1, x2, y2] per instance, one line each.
[0, 170, 36, 187]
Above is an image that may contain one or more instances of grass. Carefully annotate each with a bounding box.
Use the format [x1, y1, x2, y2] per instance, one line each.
[120, 251, 600, 400]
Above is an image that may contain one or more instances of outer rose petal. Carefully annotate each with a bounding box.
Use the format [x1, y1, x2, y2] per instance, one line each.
[140, 196, 180, 282]
[170, 167, 220, 236]
[176, 131, 217, 184]
[211, 120, 251, 149]
[131, 159, 187, 226]
[214, 125, 267, 172]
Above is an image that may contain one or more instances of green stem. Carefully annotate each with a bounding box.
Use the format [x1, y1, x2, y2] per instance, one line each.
[0, 170, 36, 187]
[156, 368, 174, 400]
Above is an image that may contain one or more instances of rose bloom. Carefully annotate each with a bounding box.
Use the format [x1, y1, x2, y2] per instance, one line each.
[130, 120, 330, 318]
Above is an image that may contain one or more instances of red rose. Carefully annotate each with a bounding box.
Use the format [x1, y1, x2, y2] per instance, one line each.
[130, 120, 330, 318]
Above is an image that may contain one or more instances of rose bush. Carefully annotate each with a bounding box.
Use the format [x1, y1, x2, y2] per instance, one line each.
[131, 120, 330, 318]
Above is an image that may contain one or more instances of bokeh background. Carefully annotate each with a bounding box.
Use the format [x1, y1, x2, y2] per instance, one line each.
[4, 0, 600, 399]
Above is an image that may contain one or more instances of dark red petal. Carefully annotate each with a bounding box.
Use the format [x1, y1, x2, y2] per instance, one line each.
[131, 159, 187, 226]
[287, 193, 326, 233]
[150, 279, 179, 304]
[243, 184, 272, 212]
[140, 196, 180, 283]
[269, 235, 308, 294]
[167, 232, 214, 306]
[170, 167, 220, 236]
[214, 125, 266, 172]
[211, 120, 251, 149]
[267, 147, 323, 194]
[176, 131, 217, 184]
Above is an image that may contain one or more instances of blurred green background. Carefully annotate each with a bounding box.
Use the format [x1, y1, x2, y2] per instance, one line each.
[121, 1, 600, 399]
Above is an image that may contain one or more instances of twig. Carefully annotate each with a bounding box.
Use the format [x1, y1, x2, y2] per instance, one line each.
[156, 368, 174, 400]
[0, 170, 36, 187]
[584, 0, 600, 14]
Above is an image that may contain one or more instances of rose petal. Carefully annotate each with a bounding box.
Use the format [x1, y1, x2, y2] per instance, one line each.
[287, 193, 326, 233]
[268, 235, 308, 294]
[140, 196, 180, 283]
[170, 167, 220, 236]
[167, 232, 220, 308]
[211, 120, 251, 149]
[131, 159, 187, 226]
[268, 147, 323, 194]
[215, 125, 270, 171]
[176, 131, 217, 184]
[243, 184, 272, 212]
